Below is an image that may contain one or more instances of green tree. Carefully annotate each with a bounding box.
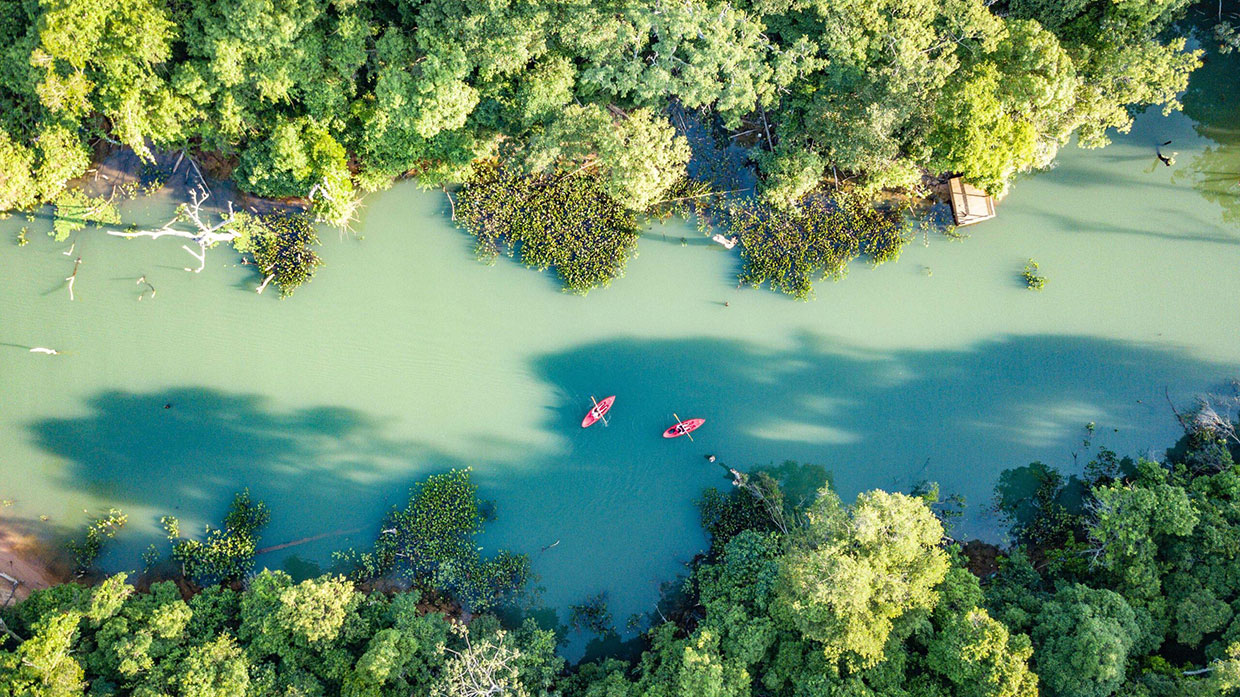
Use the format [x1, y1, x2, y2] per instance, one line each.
[927, 606, 1039, 697]
[236, 117, 355, 227]
[775, 489, 950, 667]
[526, 105, 689, 210]
[0, 612, 86, 697]
[1086, 460, 1198, 602]
[1031, 583, 1139, 697]
[239, 571, 360, 655]
[178, 635, 251, 697]
[34, 0, 189, 158]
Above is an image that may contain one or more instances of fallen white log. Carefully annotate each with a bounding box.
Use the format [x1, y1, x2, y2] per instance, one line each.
[107, 189, 238, 274]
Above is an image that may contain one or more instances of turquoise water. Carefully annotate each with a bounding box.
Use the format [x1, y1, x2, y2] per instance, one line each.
[3, 49, 1240, 646]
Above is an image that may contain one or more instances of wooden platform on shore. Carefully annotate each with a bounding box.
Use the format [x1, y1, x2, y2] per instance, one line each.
[947, 176, 995, 226]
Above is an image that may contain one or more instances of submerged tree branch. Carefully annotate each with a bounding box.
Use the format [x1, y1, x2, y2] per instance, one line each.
[108, 190, 238, 274]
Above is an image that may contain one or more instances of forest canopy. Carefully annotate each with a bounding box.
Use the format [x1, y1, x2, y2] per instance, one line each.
[0, 0, 1203, 225]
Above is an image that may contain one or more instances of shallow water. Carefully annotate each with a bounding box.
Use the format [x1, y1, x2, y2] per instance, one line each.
[3, 47, 1240, 649]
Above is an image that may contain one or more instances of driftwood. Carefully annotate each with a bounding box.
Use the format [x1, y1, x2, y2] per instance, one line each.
[107, 189, 238, 274]
[136, 276, 156, 301]
[1, 572, 19, 609]
[65, 257, 82, 301]
[443, 188, 458, 221]
[0, 616, 23, 645]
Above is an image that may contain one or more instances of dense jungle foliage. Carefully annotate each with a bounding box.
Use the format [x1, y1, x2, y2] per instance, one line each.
[5, 404, 1240, 696]
[0, 0, 1204, 229]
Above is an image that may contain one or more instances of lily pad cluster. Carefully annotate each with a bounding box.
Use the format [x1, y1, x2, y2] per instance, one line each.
[337, 468, 529, 611]
[230, 212, 324, 296]
[730, 196, 911, 300]
[1023, 259, 1047, 291]
[456, 163, 639, 294]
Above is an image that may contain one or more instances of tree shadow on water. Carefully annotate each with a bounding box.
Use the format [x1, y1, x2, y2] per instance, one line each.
[20, 333, 1237, 660]
[471, 331, 1236, 660]
[27, 388, 471, 558]
[519, 332, 1236, 543]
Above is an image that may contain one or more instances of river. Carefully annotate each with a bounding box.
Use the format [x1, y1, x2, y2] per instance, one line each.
[2, 37, 1239, 653]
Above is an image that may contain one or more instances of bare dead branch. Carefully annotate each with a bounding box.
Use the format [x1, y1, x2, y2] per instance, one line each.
[107, 190, 238, 274]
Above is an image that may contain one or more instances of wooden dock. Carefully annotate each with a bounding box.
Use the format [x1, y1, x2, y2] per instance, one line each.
[947, 176, 995, 226]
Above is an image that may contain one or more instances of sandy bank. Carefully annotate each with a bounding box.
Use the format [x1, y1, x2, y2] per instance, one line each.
[0, 521, 64, 605]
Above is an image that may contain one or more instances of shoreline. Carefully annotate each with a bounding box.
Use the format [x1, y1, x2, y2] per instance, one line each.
[0, 519, 67, 605]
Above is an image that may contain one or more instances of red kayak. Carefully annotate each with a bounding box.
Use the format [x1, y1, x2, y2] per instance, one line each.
[663, 418, 705, 438]
[581, 396, 616, 428]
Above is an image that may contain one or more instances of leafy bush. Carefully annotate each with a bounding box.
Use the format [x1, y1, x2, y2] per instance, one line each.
[456, 164, 639, 294]
[165, 489, 270, 585]
[698, 485, 776, 547]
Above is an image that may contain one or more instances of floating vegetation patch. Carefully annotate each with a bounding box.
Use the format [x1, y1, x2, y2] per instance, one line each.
[66, 508, 127, 576]
[729, 196, 911, 300]
[231, 212, 324, 296]
[51, 190, 121, 242]
[1023, 258, 1047, 291]
[649, 176, 726, 235]
[455, 163, 639, 294]
[336, 468, 529, 611]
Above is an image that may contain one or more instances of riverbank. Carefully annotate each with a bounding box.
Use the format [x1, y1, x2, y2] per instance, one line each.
[0, 520, 64, 604]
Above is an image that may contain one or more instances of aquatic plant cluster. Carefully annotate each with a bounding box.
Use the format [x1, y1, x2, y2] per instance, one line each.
[163, 490, 270, 585]
[64, 509, 126, 576]
[230, 213, 324, 297]
[336, 468, 529, 611]
[1023, 259, 1048, 291]
[568, 592, 613, 635]
[455, 164, 640, 294]
[730, 197, 912, 300]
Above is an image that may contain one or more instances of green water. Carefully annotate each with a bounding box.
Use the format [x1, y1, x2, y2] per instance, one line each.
[4, 49, 1240, 643]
